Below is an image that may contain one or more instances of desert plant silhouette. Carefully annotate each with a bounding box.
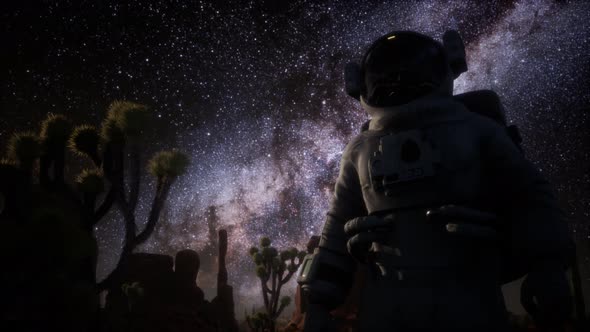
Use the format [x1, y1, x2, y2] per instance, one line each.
[247, 236, 306, 332]
[0, 100, 190, 331]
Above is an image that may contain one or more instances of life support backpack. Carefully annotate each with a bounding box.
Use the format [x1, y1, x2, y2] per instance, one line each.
[453, 90, 523, 151]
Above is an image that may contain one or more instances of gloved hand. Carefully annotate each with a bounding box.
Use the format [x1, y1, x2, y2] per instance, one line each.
[520, 261, 572, 331]
[344, 215, 393, 263]
[345, 205, 500, 262]
[425, 204, 500, 240]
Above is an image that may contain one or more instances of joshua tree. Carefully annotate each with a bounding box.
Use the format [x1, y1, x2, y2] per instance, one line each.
[247, 237, 306, 332]
[2, 101, 189, 290]
[1, 102, 189, 332]
[85, 101, 189, 290]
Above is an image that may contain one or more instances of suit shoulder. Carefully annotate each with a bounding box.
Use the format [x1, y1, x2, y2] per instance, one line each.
[342, 133, 366, 158]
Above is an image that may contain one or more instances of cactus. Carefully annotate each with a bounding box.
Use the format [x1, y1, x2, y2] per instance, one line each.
[248, 236, 307, 331]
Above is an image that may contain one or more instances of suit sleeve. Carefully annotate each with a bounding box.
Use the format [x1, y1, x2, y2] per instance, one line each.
[319, 139, 368, 255]
[304, 140, 367, 308]
[482, 124, 572, 270]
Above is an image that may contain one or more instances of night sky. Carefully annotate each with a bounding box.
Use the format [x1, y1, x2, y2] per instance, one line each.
[2, 0, 589, 314]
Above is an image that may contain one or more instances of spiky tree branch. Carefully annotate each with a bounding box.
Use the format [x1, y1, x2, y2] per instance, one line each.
[69, 125, 101, 166]
[40, 114, 72, 187]
[128, 143, 141, 213]
[133, 177, 172, 246]
[92, 188, 116, 225]
[75, 168, 104, 231]
[98, 149, 188, 290]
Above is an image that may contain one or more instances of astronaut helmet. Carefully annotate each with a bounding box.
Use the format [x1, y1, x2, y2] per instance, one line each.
[355, 31, 464, 108]
[361, 31, 450, 107]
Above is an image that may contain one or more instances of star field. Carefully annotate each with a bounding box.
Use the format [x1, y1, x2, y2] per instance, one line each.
[1, 0, 589, 312]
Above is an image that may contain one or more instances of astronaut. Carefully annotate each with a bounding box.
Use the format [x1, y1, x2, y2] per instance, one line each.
[298, 30, 572, 331]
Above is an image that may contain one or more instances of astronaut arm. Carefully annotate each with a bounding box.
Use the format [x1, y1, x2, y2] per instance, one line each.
[483, 125, 572, 269]
[300, 143, 367, 309]
[484, 126, 574, 327]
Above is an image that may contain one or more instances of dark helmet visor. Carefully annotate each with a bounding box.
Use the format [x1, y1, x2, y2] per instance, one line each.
[362, 32, 449, 106]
